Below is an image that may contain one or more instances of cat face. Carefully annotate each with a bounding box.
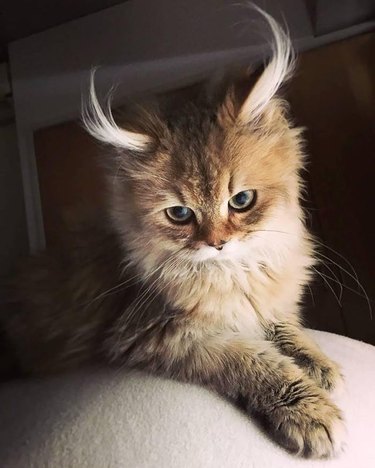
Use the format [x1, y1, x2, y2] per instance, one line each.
[109, 99, 304, 271]
[83, 22, 306, 274]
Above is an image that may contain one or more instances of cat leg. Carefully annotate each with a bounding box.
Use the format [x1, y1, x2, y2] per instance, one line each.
[266, 322, 343, 393]
[126, 334, 345, 458]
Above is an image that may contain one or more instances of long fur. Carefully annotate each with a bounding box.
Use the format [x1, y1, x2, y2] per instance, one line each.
[81, 69, 151, 151]
[82, 5, 295, 146]
[239, 5, 295, 123]
[2, 6, 345, 459]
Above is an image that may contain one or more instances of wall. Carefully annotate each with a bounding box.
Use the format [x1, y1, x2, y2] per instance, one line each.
[0, 123, 28, 279]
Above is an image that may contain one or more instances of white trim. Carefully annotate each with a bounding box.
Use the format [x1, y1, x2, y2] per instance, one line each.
[13, 127, 46, 252]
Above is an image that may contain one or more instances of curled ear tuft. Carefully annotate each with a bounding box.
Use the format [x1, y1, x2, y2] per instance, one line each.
[238, 5, 295, 125]
[82, 69, 151, 152]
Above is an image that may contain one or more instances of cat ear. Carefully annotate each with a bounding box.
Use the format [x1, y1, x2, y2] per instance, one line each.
[82, 70, 151, 152]
[238, 6, 295, 125]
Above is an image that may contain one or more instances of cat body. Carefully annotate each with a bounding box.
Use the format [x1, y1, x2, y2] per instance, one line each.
[2, 8, 345, 459]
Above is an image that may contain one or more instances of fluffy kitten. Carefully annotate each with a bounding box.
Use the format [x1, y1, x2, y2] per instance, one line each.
[2, 9, 345, 458]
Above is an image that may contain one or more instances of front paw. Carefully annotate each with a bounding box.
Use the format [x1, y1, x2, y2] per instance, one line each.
[299, 356, 344, 395]
[261, 382, 346, 458]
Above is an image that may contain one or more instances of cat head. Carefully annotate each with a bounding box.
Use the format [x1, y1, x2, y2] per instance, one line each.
[83, 9, 307, 276]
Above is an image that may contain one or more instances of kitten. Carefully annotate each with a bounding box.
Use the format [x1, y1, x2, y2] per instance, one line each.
[2, 8, 345, 458]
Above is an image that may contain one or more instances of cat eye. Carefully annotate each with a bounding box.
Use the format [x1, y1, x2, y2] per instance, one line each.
[166, 206, 194, 224]
[228, 190, 257, 212]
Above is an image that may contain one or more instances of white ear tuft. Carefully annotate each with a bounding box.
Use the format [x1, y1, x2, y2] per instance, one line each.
[239, 5, 295, 124]
[82, 70, 151, 152]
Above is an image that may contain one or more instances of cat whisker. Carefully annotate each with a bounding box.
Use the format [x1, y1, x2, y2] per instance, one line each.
[81, 254, 173, 309]
[248, 229, 293, 236]
[117, 258, 181, 342]
[250, 228, 372, 319]
[306, 284, 315, 307]
[312, 238, 360, 284]
[132, 268, 180, 334]
[118, 257, 181, 320]
[315, 268, 368, 303]
[317, 260, 343, 304]
[315, 252, 373, 320]
[79, 269, 145, 309]
[312, 266, 342, 308]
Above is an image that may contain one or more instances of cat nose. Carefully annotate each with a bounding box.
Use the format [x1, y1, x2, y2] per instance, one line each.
[207, 240, 227, 251]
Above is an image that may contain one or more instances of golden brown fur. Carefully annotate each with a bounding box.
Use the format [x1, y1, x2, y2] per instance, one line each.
[1, 10, 345, 458]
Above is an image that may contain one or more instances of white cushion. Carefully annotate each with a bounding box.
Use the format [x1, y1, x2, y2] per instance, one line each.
[0, 330, 374, 468]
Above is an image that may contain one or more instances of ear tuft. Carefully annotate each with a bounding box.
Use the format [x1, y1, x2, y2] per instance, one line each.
[82, 69, 151, 152]
[238, 5, 295, 124]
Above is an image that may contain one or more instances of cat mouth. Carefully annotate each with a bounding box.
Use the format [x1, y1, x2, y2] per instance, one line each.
[189, 246, 230, 263]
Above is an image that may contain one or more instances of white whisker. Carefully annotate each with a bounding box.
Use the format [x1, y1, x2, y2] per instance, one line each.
[312, 267, 342, 308]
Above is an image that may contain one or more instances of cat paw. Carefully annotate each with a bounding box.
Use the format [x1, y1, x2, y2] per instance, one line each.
[263, 385, 346, 458]
[304, 359, 344, 395]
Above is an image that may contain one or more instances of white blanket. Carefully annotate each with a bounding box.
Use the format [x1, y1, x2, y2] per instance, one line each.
[0, 330, 374, 468]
